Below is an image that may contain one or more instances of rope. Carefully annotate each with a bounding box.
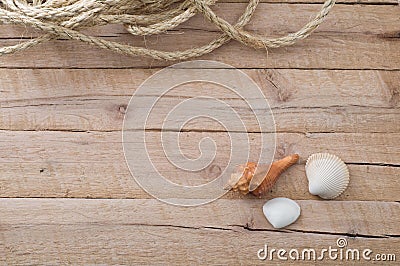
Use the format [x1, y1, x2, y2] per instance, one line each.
[0, 0, 336, 60]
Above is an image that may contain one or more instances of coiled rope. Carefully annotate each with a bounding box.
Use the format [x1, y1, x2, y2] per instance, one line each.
[0, 0, 336, 60]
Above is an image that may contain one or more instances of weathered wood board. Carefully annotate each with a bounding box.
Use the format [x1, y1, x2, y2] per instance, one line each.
[0, 1, 399, 264]
[0, 3, 399, 69]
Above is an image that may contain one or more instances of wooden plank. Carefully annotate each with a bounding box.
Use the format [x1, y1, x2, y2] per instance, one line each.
[0, 199, 398, 236]
[1, 69, 398, 104]
[0, 34, 397, 69]
[2, 4, 399, 38]
[1, 224, 398, 265]
[0, 4, 399, 69]
[0, 162, 398, 201]
[181, 4, 400, 34]
[0, 199, 398, 265]
[1, 69, 399, 133]
[0, 131, 398, 200]
[2, 99, 399, 133]
[1, 96, 398, 133]
[0, 131, 398, 165]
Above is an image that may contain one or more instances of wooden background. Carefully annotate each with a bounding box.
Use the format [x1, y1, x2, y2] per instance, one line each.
[0, 0, 399, 264]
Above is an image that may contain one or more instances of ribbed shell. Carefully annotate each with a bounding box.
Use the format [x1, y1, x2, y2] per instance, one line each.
[305, 153, 350, 199]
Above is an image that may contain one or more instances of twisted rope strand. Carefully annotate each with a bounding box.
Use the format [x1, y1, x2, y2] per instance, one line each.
[0, 0, 336, 60]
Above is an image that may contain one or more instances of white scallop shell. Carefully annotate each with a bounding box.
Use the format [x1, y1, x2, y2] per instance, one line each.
[262, 198, 301, 229]
[305, 153, 350, 199]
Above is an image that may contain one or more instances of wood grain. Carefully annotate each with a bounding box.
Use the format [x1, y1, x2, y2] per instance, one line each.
[0, 162, 398, 201]
[1, 199, 398, 236]
[2, 4, 399, 38]
[0, 131, 398, 164]
[1, 69, 399, 133]
[1, 69, 398, 103]
[2, 100, 398, 133]
[0, 1, 398, 264]
[0, 131, 398, 201]
[0, 4, 399, 69]
[0, 199, 398, 265]
[2, 225, 398, 265]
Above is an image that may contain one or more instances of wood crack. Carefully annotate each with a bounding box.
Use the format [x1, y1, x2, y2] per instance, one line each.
[2, 98, 400, 110]
[6, 222, 398, 239]
[378, 31, 400, 39]
[1, 128, 399, 135]
[227, 225, 396, 238]
[347, 162, 400, 168]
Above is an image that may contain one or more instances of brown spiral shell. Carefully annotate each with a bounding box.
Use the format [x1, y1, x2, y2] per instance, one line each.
[228, 154, 299, 197]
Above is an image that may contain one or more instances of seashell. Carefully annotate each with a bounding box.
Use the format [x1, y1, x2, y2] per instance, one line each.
[305, 153, 350, 199]
[228, 154, 299, 197]
[262, 198, 301, 229]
